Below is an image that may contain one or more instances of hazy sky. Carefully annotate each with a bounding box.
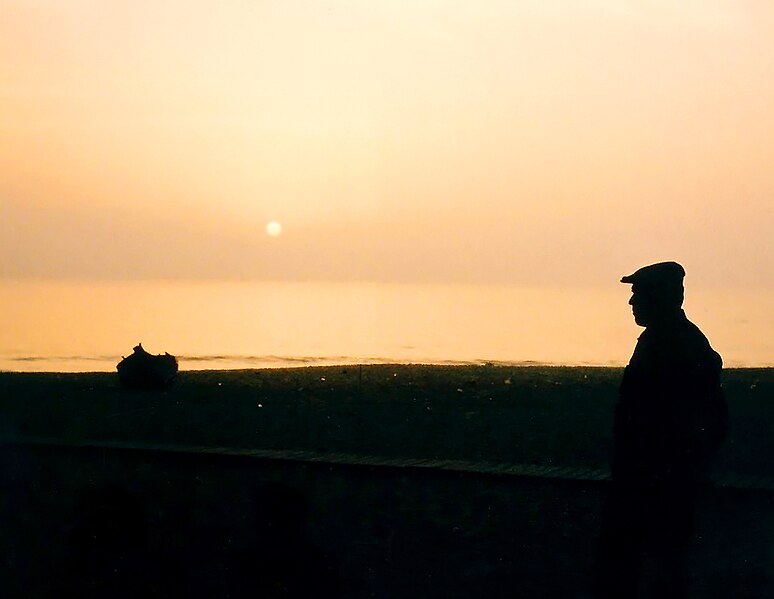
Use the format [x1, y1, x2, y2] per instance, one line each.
[3, 0, 773, 286]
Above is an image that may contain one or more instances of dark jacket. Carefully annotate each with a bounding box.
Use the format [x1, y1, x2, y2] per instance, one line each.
[613, 310, 728, 486]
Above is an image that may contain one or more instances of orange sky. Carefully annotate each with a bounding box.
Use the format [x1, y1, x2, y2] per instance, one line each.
[2, 1, 774, 286]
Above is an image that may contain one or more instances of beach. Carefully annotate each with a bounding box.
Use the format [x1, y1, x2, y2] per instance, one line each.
[1, 365, 773, 597]
[1, 365, 773, 477]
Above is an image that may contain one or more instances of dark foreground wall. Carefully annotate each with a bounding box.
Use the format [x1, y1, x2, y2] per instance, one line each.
[1, 442, 773, 599]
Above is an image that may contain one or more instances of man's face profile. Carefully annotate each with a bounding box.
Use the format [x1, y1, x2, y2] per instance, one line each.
[628, 282, 682, 328]
[621, 262, 686, 328]
[628, 285, 658, 328]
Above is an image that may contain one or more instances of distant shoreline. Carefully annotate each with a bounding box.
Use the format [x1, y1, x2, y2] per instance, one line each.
[1, 359, 634, 374]
[0, 362, 771, 375]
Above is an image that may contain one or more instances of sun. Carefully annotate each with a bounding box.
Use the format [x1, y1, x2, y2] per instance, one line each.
[266, 221, 283, 237]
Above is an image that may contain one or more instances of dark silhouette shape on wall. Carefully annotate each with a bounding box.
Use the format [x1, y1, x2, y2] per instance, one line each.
[116, 343, 178, 390]
[594, 262, 729, 598]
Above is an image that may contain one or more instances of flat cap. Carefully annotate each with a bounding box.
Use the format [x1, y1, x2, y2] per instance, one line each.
[620, 261, 685, 287]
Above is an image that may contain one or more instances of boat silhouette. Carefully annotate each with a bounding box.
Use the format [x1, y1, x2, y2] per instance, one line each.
[116, 343, 178, 390]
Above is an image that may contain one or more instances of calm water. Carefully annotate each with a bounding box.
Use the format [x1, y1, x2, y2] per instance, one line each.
[0, 281, 771, 372]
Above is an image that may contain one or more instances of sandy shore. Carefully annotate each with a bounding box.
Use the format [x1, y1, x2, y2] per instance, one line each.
[1, 365, 772, 477]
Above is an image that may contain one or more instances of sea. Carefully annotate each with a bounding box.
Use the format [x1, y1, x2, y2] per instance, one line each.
[0, 281, 771, 372]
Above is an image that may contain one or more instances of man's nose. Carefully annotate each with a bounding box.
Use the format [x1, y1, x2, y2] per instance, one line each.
[629, 295, 635, 306]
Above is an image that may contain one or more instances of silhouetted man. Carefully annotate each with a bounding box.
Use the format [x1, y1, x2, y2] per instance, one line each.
[594, 262, 728, 598]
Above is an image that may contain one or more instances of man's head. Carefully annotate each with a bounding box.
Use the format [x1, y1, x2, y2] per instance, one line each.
[621, 262, 685, 327]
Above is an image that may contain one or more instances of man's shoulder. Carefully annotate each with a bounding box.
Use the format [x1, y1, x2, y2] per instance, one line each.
[634, 315, 722, 368]
[653, 318, 722, 381]
[677, 317, 721, 358]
